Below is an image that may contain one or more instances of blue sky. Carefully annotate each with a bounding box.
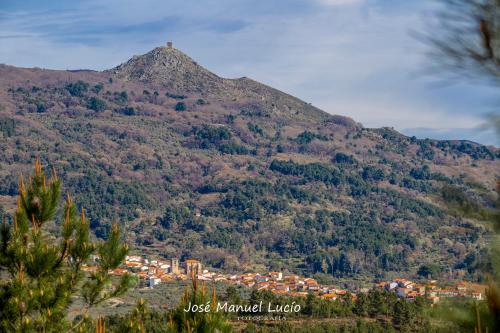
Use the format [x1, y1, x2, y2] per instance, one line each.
[0, 0, 498, 145]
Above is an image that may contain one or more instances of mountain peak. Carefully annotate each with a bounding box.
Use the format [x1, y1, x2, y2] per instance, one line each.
[108, 44, 223, 93]
[106, 44, 355, 124]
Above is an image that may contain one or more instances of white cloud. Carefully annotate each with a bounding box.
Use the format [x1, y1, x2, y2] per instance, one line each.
[320, 97, 484, 129]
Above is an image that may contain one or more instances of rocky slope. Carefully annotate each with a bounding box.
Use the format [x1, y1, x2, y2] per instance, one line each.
[108, 46, 341, 123]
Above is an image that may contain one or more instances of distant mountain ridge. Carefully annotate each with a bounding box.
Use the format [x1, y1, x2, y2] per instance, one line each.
[401, 127, 498, 147]
[0, 45, 498, 284]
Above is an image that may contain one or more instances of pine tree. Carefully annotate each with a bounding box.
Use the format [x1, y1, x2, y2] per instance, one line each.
[224, 286, 241, 305]
[392, 300, 417, 332]
[0, 205, 7, 224]
[353, 293, 368, 317]
[303, 293, 315, 316]
[0, 160, 136, 332]
[168, 278, 231, 333]
[114, 298, 148, 333]
[367, 290, 385, 318]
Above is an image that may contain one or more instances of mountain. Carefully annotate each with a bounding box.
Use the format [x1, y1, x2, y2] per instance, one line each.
[108, 46, 225, 94]
[401, 127, 498, 147]
[0, 44, 498, 285]
[107, 45, 335, 123]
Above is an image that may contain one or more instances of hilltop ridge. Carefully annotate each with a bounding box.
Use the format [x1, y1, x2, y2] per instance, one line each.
[106, 44, 339, 124]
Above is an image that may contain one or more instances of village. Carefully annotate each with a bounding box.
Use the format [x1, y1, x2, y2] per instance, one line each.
[82, 255, 487, 305]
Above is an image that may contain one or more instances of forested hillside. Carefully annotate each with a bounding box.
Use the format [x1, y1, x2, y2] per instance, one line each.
[0, 45, 498, 283]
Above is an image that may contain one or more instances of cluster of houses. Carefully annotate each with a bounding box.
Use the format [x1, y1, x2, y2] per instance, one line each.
[83, 255, 487, 305]
[123, 256, 204, 287]
[83, 255, 204, 288]
[223, 272, 355, 301]
[376, 278, 486, 304]
[83, 254, 354, 299]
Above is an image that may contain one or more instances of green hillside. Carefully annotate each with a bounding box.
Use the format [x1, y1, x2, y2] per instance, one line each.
[0, 46, 498, 284]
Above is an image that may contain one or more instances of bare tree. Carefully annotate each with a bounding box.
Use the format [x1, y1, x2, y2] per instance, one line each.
[423, 0, 500, 138]
[423, 4, 500, 331]
[425, 0, 500, 85]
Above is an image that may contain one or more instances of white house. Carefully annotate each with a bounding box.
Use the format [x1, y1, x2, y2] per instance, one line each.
[149, 277, 161, 288]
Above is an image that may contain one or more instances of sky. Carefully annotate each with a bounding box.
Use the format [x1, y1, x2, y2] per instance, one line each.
[0, 0, 498, 145]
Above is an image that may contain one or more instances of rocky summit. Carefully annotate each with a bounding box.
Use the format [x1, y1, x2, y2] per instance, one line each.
[0, 45, 498, 285]
[108, 45, 225, 93]
[108, 44, 337, 123]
